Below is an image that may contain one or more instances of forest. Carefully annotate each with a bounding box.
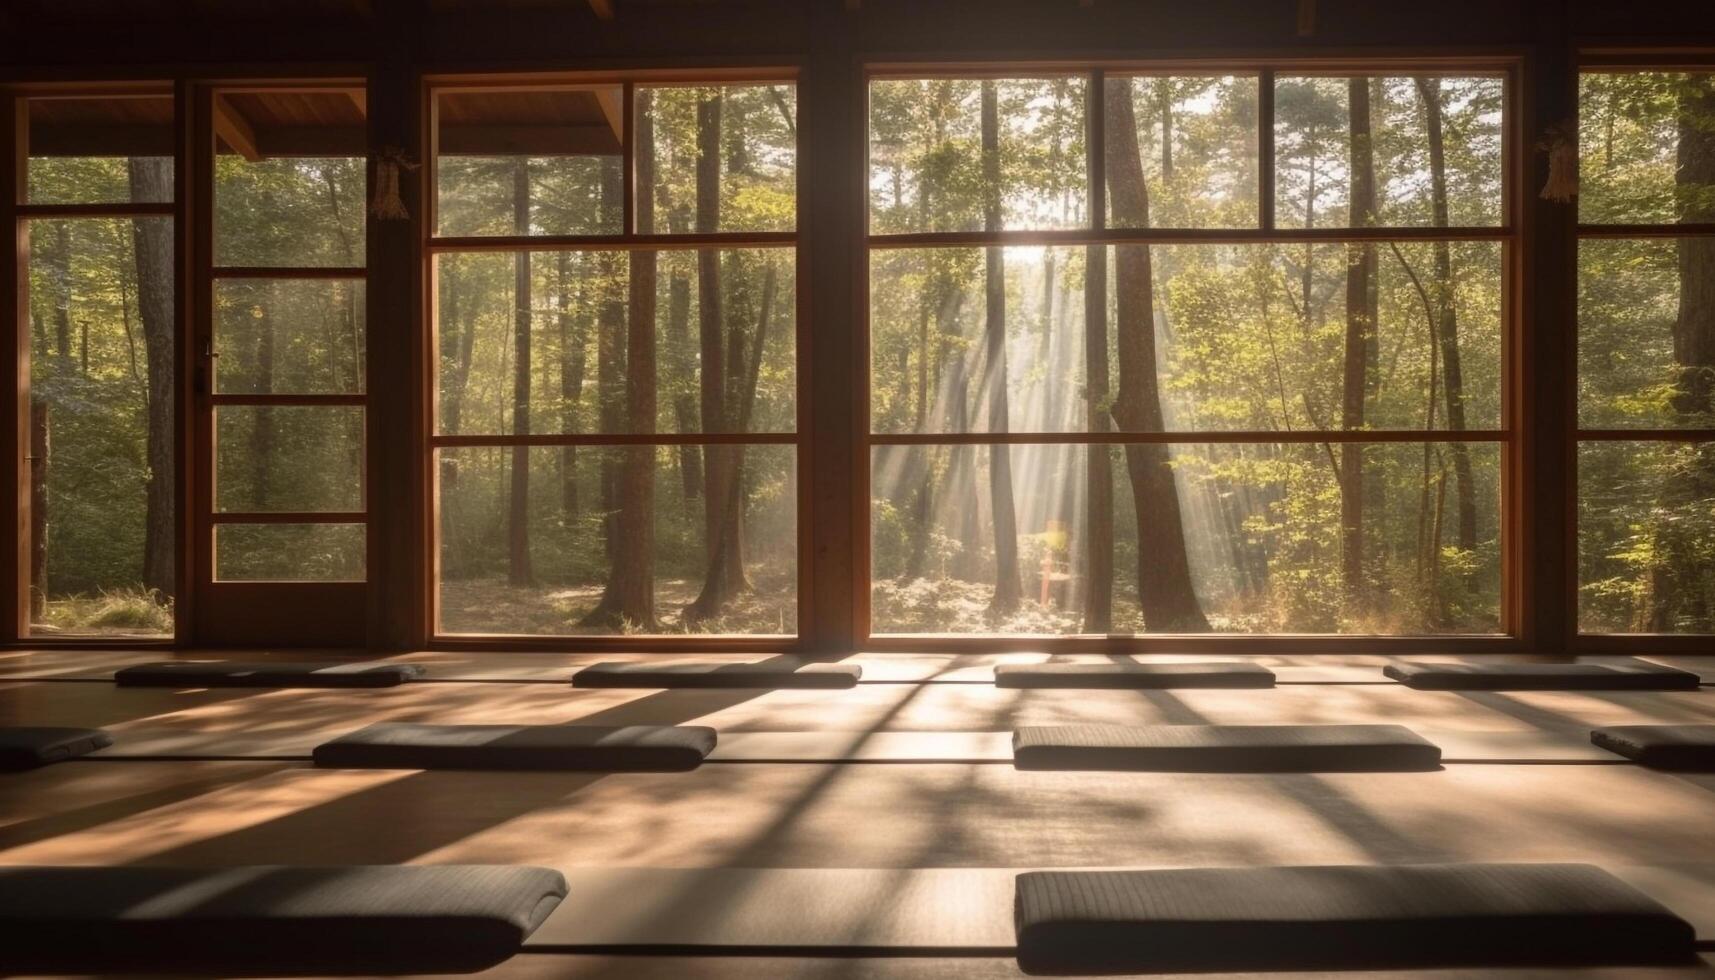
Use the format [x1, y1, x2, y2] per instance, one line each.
[18, 71, 1715, 638]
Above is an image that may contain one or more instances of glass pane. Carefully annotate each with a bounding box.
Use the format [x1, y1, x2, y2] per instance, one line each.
[437, 445, 797, 635]
[1579, 72, 1715, 225]
[25, 217, 175, 637]
[1579, 440, 1715, 633]
[216, 523, 365, 582]
[435, 86, 624, 237]
[436, 248, 795, 436]
[870, 441, 1502, 635]
[26, 94, 174, 204]
[215, 405, 364, 512]
[215, 156, 366, 267]
[1103, 75, 1259, 229]
[869, 77, 1087, 234]
[869, 242, 1502, 434]
[1273, 76, 1503, 229]
[644, 83, 797, 235]
[215, 279, 365, 395]
[870, 246, 1086, 434]
[1578, 238, 1715, 428]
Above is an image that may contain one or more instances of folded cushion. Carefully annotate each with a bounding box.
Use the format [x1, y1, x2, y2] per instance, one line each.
[0, 864, 565, 974]
[995, 662, 1274, 689]
[1384, 660, 1699, 691]
[1591, 725, 1715, 770]
[116, 661, 425, 688]
[1012, 724, 1440, 772]
[314, 723, 716, 772]
[1014, 863, 1694, 974]
[573, 658, 860, 688]
[0, 727, 112, 771]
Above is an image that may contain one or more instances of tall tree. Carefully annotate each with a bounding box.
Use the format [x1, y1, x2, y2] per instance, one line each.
[585, 92, 659, 629]
[1083, 239, 1113, 632]
[1649, 74, 1715, 629]
[1340, 77, 1377, 603]
[130, 157, 175, 600]
[1417, 77, 1478, 554]
[686, 90, 753, 623]
[592, 161, 627, 562]
[1105, 78, 1209, 632]
[980, 80, 1023, 616]
[556, 250, 584, 518]
[507, 157, 535, 586]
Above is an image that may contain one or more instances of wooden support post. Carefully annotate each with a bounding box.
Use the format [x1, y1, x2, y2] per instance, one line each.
[368, 0, 426, 650]
[2, 97, 26, 640]
[1526, 4, 1574, 654]
[212, 94, 262, 162]
[804, 0, 861, 652]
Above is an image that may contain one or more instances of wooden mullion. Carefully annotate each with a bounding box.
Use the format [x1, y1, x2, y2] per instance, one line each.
[16, 202, 176, 219]
[431, 432, 799, 447]
[210, 265, 368, 279]
[211, 511, 367, 524]
[426, 231, 797, 252]
[867, 225, 1510, 249]
[2, 96, 25, 640]
[1575, 429, 1715, 441]
[209, 393, 368, 406]
[869, 430, 1510, 446]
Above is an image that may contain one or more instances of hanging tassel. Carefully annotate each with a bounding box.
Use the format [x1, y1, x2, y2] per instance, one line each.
[369, 145, 420, 221]
[1537, 120, 1578, 204]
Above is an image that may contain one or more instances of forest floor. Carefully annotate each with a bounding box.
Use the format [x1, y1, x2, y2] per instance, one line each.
[440, 577, 799, 636]
[31, 589, 174, 638]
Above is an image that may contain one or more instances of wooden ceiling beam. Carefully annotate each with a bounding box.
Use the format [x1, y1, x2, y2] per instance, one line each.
[593, 87, 623, 142]
[212, 93, 262, 162]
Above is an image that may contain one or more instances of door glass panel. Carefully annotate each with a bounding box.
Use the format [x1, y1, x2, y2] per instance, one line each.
[215, 405, 364, 512]
[215, 279, 366, 395]
[215, 523, 366, 582]
[26, 217, 176, 637]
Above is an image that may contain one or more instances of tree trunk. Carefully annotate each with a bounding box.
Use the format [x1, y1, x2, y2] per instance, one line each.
[687, 90, 755, 622]
[252, 286, 275, 508]
[584, 93, 659, 630]
[130, 158, 175, 602]
[668, 263, 702, 499]
[593, 160, 627, 563]
[1104, 77, 1209, 632]
[1649, 75, 1715, 629]
[507, 157, 535, 586]
[1341, 77, 1376, 603]
[1418, 77, 1477, 555]
[1083, 240, 1114, 632]
[557, 250, 583, 519]
[28, 397, 48, 620]
[981, 80, 1023, 616]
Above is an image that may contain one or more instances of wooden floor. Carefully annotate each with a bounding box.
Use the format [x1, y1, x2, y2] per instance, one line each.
[3, 650, 1714, 979]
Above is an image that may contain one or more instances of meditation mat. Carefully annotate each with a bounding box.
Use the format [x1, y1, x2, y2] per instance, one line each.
[1384, 660, 1699, 691]
[313, 722, 717, 771]
[1591, 725, 1715, 771]
[116, 661, 425, 688]
[573, 658, 861, 688]
[1012, 723, 1441, 771]
[0, 726, 112, 770]
[994, 662, 1275, 689]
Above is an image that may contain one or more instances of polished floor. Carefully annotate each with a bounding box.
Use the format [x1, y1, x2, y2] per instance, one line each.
[3, 650, 1714, 979]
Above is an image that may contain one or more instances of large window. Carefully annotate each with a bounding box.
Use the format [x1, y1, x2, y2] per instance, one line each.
[1576, 67, 1715, 635]
[866, 69, 1512, 636]
[429, 79, 799, 637]
[208, 86, 368, 584]
[20, 90, 178, 637]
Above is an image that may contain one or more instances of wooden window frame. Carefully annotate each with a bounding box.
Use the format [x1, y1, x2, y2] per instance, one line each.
[1570, 52, 1715, 653]
[421, 69, 809, 650]
[3, 81, 187, 646]
[859, 59, 1528, 652]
